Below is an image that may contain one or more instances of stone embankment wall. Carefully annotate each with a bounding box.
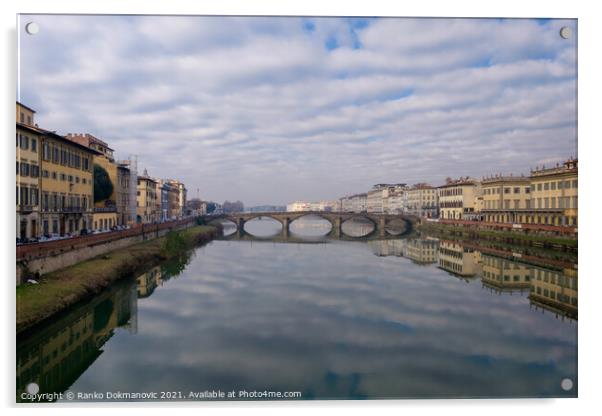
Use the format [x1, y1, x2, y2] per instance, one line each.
[16, 218, 196, 285]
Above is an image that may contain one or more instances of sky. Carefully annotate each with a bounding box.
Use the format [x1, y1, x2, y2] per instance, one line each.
[18, 15, 577, 206]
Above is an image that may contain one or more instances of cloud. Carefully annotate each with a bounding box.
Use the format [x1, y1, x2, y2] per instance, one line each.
[18, 16, 577, 205]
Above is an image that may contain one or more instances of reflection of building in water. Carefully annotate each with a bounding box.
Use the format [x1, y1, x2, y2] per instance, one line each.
[529, 267, 577, 320]
[403, 239, 438, 265]
[136, 266, 163, 298]
[481, 254, 532, 294]
[16, 283, 137, 400]
[438, 240, 482, 279]
[368, 239, 406, 257]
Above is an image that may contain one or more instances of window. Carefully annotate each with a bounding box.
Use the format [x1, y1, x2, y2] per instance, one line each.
[42, 142, 50, 160]
[20, 112, 24, 123]
[20, 162, 30, 177]
[544, 182, 549, 191]
[572, 179, 578, 189]
[537, 183, 542, 191]
[525, 187, 531, 194]
[52, 171, 57, 180]
[551, 182, 556, 190]
[42, 170, 49, 178]
[30, 164, 39, 178]
[60, 173, 66, 181]
[16, 161, 19, 175]
[514, 187, 520, 194]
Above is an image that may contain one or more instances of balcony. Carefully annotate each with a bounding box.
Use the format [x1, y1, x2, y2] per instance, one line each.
[63, 206, 85, 213]
[94, 207, 117, 213]
[17, 204, 36, 214]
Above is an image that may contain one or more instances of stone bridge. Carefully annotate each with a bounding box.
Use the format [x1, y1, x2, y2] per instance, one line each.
[204, 211, 418, 238]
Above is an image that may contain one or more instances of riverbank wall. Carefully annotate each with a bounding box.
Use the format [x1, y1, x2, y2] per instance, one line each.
[17, 218, 199, 285]
[418, 219, 577, 251]
[16, 224, 221, 334]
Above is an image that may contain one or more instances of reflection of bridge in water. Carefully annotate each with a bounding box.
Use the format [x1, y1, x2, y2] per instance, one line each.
[206, 211, 418, 239]
[219, 228, 415, 243]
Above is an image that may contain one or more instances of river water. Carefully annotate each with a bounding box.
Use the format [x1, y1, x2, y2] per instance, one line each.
[17, 217, 578, 401]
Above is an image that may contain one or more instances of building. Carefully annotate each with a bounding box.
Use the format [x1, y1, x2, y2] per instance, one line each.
[136, 170, 159, 223]
[66, 133, 121, 229]
[286, 200, 339, 212]
[162, 179, 186, 218]
[385, 187, 406, 214]
[480, 175, 531, 223]
[526, 158, 578, 226]
[16, 102, 41, 240]
[38, 128, 98, 236]
[186, 198, 207, 216]
[437, 177, 482, 220]
[405, 183, 438, 218]
[116, 163, 132, 225]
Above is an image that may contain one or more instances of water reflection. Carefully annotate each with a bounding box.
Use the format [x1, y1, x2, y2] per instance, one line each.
[17, 224, 577, 401]
[16, 281, 138, 402]
[341, 217, 374, 237]
[244, 217, 282, 237]
[290, 215, 332, 236]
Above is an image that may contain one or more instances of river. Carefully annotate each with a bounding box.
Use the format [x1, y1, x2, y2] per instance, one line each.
[16, 216, 578, 401]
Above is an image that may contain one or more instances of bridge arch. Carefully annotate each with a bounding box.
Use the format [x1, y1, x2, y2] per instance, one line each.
[287, 212, 335, 236]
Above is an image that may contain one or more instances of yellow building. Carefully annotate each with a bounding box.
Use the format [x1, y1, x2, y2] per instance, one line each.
[481, 175, 531, 223]
[438, 240, 482, 279]
[67, 133, 119, 230]
[405, 183, 438, 218]
[404, 238, 438, 265]
[437, 177, 481, 220]
[526, 158, 578, 226]
[529, 267, 577, 320]
[16, 102, 41, 240]
[136, 169, 159, 223]
[481, 254, 532, 294]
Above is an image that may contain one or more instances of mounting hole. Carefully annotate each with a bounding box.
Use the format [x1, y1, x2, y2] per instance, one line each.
[561, 378, 574, 391]
[26, 382, 39, 394]
[559, 26, 571, 39]
[25, 22, 39, 35]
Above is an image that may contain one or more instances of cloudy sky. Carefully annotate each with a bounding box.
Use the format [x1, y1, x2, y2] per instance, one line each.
[18, 15, 577, 206]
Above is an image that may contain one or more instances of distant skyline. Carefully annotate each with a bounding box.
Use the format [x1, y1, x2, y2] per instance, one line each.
[18, 15, 577, 205]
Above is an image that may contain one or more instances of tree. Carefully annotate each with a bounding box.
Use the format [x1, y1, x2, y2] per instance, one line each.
[223, 200, 244, 213]
[206, 202, 217, 214]
[93, 164, 114, 203]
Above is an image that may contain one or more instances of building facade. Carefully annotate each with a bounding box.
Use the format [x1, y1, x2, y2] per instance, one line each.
[481, 175, 531, 223]
[437, 178, 482, 220]
[527, 158, 578, 226]
[16, 102, 41, 240]
[67, 133, 119, 230]
[136, 170, 159, 223]
[116, 163, 132, 225]
[39, 131, 97, 236]
[405, 183, 438, 218]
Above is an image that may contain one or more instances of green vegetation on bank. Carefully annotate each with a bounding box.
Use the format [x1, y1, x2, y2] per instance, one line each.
[17, 225, 220, 334]
[418, 222, 577, 249]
